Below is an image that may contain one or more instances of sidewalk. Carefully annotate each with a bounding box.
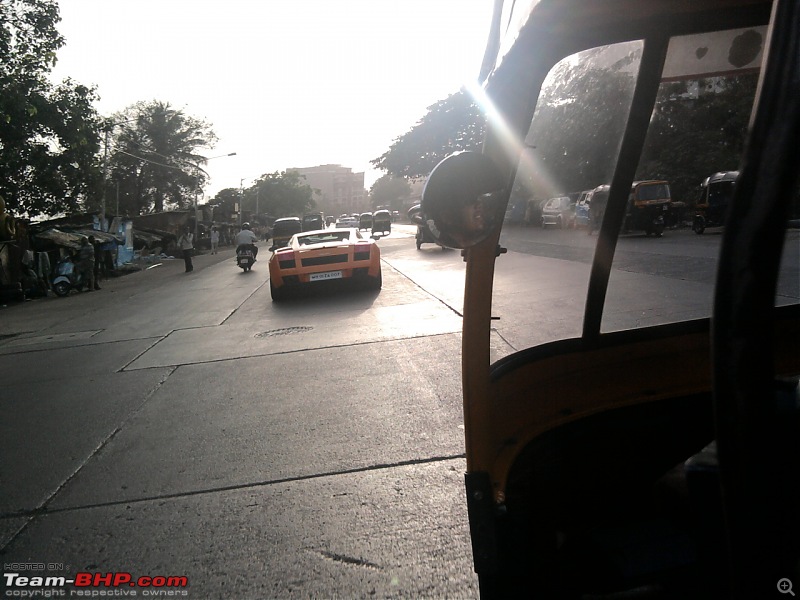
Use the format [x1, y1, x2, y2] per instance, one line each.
[0, 247, 238, 337]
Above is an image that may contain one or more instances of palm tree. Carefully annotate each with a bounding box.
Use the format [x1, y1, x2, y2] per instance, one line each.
[109, 101, 217, 213]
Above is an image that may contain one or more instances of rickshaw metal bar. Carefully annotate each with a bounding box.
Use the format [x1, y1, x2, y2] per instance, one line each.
[464, 471, 500, 575]
[711, 1, 800, 594]
[581, 34, 672, 340]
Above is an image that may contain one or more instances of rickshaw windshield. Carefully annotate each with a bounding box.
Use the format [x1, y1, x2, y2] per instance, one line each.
[492, 26, 799, 360]
[494, 41, 642, 359]
[602, 26, 799, 333]
[635, 183, 670, 201]
[459, 3, 799, 597]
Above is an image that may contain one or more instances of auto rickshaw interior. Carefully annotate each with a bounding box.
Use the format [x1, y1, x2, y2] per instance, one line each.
[424, 0, 800, 598]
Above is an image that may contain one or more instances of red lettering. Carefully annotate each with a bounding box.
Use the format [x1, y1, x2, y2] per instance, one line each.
[151, 576, 166, 587]
[113, 573, 132, 586]
[94, 572, 114, 586]
[74, 573, 92, 587]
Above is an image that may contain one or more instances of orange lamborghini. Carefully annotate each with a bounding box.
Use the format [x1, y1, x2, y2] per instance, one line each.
[268, 228, 382, 301]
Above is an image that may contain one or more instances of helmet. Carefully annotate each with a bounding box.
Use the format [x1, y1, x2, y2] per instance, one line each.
[242, 222, 250, 229]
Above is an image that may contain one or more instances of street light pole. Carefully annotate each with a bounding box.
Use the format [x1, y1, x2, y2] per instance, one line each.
[101, 116, 139, 231]
[194, 179, 200, 243]
[239, 178, 245, 227]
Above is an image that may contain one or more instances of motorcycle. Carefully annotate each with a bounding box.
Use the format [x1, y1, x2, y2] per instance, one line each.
[52, 256, 87, 296]
[236, 247, 255, 272]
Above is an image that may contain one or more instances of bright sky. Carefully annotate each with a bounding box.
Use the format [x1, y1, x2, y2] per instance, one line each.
[50, 0, 494, 200]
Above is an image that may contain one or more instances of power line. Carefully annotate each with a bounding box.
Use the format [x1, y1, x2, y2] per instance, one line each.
[115, 149, 185, 171]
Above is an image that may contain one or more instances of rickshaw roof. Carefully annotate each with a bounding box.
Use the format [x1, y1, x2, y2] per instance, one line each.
[705, 171, 740, 185]
[484, 0, 772, 87]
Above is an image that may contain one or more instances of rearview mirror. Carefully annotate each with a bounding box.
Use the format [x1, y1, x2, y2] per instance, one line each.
[420, 152, 505, 249]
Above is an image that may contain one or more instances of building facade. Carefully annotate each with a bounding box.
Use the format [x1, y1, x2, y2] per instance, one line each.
[289, 164, 368, 217]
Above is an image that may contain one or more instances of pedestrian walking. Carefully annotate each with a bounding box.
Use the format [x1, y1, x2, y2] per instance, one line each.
[210, 226, 219, 254]
[177, 227, 194, 272]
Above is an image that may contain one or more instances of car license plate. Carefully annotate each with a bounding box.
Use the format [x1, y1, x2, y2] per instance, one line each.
[310, 271, 342, 281]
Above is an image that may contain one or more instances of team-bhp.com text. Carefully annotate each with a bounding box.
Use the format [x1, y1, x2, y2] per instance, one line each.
[4, 572, 188, 597]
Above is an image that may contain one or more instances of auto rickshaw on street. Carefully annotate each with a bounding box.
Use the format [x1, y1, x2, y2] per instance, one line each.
[623, 180, 671, 236]
[694, 171, 739, 234]
[372, 209, 392, 235]
[408, 204, 447, 250]
[417, 1, 800, 597]
[269, 217, 302, 250]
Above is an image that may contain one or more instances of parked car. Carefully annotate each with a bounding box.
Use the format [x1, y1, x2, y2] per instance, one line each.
[269, 217, 302, 250]
[335, 216, 359, 229]
[540, 196, 575, 228]
[372, 209, 392, 235]
[268, 228, 382, 301]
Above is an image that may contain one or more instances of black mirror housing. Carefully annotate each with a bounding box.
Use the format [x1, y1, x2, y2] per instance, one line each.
[421, 152, 505, 249]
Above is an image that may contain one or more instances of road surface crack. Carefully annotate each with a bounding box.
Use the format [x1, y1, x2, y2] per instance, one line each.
[309, 549, 382, 571]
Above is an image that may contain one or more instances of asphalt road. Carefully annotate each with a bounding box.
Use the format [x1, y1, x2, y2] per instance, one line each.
[1, 222, 797, 598]
[0, 225, 478, 599]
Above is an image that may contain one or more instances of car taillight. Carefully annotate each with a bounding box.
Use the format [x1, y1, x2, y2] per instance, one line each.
[354, 244, 371, 261]
[278, 251, 296, 269]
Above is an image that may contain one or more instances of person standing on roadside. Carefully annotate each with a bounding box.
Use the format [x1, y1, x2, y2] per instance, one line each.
[210, 226, 220, 255]
[91, 236, 102, 290]
[177, 226, 194, 272]
[77, 236, 96, 291]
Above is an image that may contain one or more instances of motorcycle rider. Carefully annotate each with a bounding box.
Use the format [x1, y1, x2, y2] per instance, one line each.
[235, 223, 259, 261]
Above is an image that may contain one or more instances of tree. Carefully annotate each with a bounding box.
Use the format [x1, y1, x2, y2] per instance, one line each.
[213, 172, 316, 222]
[371, 89, 485, 179]
[636, 74, 758, 203]
[520, 45, 640, 199]
[0, 0, 103, 217]
[207, 188, 240, 222]
[369, 175, 411, 211]
[514, 43, 756, 205]
[242, 171, 315, 218]
[108, 101, 217, 214]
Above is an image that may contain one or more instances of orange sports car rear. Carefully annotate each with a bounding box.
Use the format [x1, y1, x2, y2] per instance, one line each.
[268, 228, 382, 301]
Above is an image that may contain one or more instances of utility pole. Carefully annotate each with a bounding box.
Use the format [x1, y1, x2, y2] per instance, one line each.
[101, 126, 111, 230]
[100, 116, 139, 231]
[194, 174, 200, 243]
[239, 178, 245, 227]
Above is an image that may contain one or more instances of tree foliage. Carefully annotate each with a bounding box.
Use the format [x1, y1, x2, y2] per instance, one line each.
[108, 101, 217, 215]
[369, 174, 411, 211]
[519, 45, 640, 200]
[0, 0, 103, 217]
[371, 89, 485, 179]
[518, 43, 756, 204]
[636, 75, 757, 203]
[212, 171, 315, 221]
